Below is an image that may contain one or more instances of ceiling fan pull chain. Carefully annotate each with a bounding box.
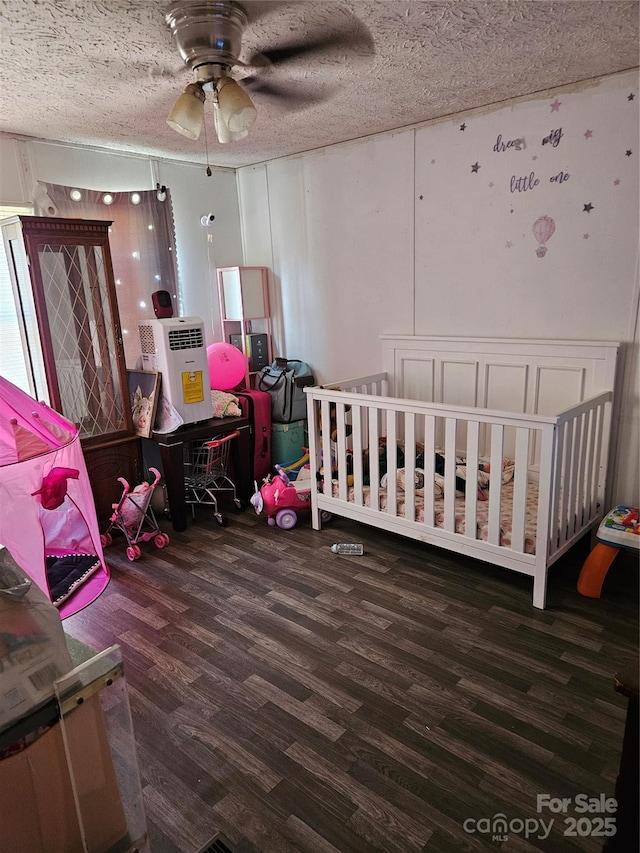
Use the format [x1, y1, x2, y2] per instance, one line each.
[203, 106, 212, 177]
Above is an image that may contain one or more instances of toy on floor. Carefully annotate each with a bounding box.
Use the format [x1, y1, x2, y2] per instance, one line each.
[183, 430, 243, 526]
[279, 450, 310, 481]
[250, 464, 332, 530]
[101, 467, 170, 561]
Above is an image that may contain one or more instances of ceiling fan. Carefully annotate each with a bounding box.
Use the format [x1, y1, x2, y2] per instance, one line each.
[164, 0, 374, 144]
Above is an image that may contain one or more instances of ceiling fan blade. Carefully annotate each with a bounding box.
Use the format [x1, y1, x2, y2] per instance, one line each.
[247, 26, 374, 67]
[241, 76, 327, 107]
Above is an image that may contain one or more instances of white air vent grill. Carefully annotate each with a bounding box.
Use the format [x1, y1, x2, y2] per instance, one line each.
[168, 327, 204, 350]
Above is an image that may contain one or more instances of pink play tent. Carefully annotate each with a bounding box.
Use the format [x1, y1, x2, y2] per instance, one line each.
[0, 376, 109, 618]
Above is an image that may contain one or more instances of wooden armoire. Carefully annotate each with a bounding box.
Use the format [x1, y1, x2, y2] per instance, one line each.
[0, 215, 141, 525]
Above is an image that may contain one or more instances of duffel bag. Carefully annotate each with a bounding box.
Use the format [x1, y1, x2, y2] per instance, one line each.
[258, 358, 315, 423]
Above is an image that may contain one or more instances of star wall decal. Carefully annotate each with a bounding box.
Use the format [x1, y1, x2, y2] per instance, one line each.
[550, 99, 561, 112]
[431, 159, 436, 164]
[505, 241, 513, 248]
[471, 162, 480, 173]
[583, 203, 594, 213]
[629, 93, 635, 101]
[584, 129, 593, 139]
[614, 179, 621, 186]
[488, 181, 494, 188]
[583, 233, 590, 239]
[460, 123, 467, 131]
[626, 150, 632, 156]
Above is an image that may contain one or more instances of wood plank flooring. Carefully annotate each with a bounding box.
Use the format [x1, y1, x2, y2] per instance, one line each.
[64, 505, 638, 853]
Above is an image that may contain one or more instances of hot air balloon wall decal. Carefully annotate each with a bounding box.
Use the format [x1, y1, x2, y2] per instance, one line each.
[532, 215, 555, 258]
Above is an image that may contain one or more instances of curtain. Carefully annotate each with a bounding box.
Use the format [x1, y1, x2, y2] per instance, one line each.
[34, 183, 179, 367]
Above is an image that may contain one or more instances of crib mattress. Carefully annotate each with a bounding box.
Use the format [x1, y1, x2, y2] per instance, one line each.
[333, 478, 540, 554]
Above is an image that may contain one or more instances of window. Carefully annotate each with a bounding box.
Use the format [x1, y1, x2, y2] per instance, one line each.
[0, 205, 39, 395]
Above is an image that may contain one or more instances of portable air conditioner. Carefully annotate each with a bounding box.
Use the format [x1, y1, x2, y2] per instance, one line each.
[138, 317, 213, 425]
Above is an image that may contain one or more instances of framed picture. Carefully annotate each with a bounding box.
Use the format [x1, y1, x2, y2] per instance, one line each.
[127, 370, 160, 438]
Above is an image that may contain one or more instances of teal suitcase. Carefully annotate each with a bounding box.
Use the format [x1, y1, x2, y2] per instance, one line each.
[271, 419, 307, 466]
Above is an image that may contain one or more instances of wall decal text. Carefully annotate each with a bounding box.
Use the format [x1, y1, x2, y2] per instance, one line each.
[542, 128, 564, 147]
[493, 134, 525, 153]
[511, 172, 540, 192]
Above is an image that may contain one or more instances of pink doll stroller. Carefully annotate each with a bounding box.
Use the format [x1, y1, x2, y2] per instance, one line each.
[101, 467, 170, 561]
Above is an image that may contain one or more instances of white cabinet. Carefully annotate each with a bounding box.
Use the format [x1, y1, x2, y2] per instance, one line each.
[217, 266, 272, 387]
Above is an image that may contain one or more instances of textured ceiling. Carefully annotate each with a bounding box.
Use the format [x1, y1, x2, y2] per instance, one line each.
[0, 1, 638, 169]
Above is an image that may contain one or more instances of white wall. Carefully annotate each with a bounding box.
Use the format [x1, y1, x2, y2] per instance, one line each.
[237, 70, 639, 505]
[0, 137, 244, 345]
[238, 129, 416, 378]
[158, 160, 242, 341]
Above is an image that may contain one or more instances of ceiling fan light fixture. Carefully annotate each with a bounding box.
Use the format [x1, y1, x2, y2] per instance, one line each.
[167, 82, 205, 140]
[213, 101, 249, 144]
[216, 76, 256, 134]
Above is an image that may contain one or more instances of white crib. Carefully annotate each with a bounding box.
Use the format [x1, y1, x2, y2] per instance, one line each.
[305, 336, 619, 609]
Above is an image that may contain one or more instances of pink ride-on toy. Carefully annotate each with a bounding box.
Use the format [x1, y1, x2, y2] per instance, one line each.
[251, 464, 331, 530]
[101, 467, 170, 560]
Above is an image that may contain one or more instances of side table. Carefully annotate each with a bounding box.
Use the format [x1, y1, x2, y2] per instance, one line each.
[149, 415, 252, 532]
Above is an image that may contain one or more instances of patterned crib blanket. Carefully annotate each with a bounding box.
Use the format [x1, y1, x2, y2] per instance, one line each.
[334, 456, 538, 554]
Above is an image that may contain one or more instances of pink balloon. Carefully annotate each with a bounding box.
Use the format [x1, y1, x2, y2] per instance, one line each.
[207, 342, 246, 391]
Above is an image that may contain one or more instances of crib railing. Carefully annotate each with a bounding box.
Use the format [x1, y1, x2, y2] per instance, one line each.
[548, 390, 612, 558]
[305, 377, 612, 570]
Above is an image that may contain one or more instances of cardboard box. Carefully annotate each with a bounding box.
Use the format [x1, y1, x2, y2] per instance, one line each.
[1, 694, 128, 853]
[246, 333, 270, 372]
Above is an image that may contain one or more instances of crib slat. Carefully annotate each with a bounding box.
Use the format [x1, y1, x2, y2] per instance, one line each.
[536, 424, 556, 564]
[464, 421, 480, 538]
[559, 420, 574, 547]
[578, 412, 591, 525]
[592, 402, 605, 518]
[369, 412, 380, 510]
[423, 415, 436, 526]
[336, 401, 348, 503]
[585, 406, 597, 518]
[575, 411, 588, 530]
[549, 421, 564, 556]
[320, 399, 332, 497]
[576, 412, 588, 528]
[443, 418, 457, 533]
[511, 427, 530, 553]
[386, 410, 398, 516]
[404, 413, 416, 521]
[488, 424, 504, 546]
[568, 413, 582, 537]
[352, 406, 364, 506]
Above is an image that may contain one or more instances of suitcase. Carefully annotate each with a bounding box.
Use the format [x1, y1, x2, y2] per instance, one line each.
[271, 419, 307, 467]
[236, 389, 272, 485]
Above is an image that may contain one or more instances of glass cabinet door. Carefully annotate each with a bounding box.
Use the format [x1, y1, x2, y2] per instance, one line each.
[34, 240, 128, 438]
[3, 217, 133, 442]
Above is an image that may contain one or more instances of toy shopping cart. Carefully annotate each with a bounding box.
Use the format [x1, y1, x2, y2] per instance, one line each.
[184, 430, 242, 526]
[101, 467, 170, 561]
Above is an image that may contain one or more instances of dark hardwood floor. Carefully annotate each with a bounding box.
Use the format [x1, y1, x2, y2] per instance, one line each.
[64, 504, 639, 853]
